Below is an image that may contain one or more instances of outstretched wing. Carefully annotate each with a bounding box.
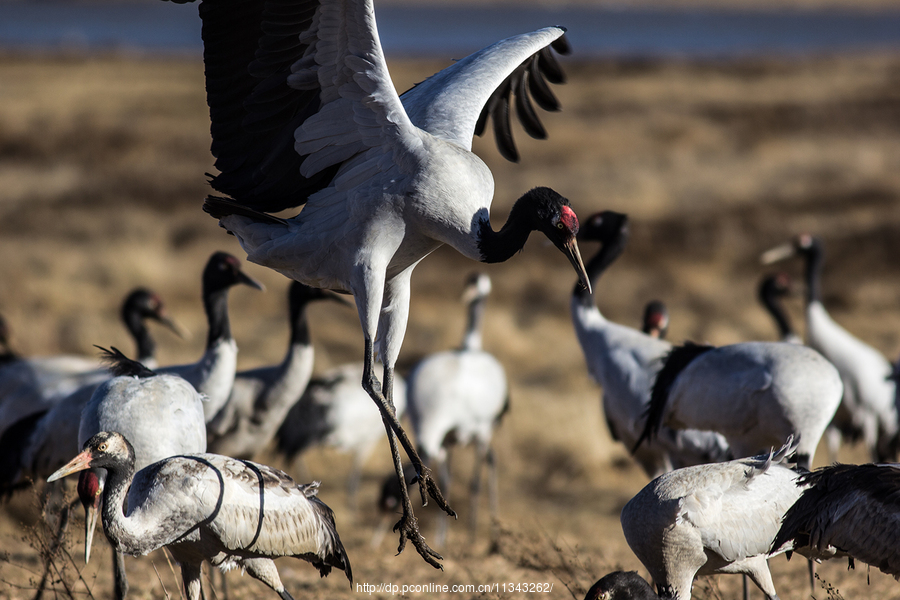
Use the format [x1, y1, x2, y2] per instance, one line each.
[401, 27, 570, 162]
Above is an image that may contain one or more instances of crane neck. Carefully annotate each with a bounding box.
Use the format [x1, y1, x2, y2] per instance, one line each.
[759, 287, 795, 341]
[122, 309, 156, 364]
[289, 302, 312, 347]
[803, 242, 824, 306]
[460, 297, 486, 352]
[573, 227, 629, 307]
[99, 451, 151, 555]
[202, 285, 234, 350]
[476, 202, 538, 264]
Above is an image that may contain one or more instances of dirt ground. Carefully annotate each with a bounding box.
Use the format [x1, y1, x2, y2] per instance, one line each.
[0, 40, 899, 600]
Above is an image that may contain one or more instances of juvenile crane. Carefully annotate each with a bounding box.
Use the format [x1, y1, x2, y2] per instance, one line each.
[165, 0, 590, 564]
[772, 462, 900, 577]
[48, 431, 352, 600]
[406, 272, 509, 546]
[207, 281, 346, 459]
[570, 211, 728, 477]
[763, 234, 899, 461]
[620, 439, 803, 600]
[78, 350, 208, 599]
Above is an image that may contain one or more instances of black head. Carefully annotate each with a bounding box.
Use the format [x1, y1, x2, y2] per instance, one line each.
[759, 272, 792, 300]
[578, 211, 629, 245]
[642, 300, 669, 339]
[202, 251, 265, 295]
[288, 280, 350, 310]
[121, 287, 185, 337]
[585, 571, 658, 600]
[522, 187, 590, 292]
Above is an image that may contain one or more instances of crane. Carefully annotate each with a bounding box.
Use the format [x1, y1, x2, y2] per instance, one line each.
[75, 349, 209, 599]
[163, 0, 590, 565]
[757, 273, 801, 345]
[762, 234, 899, 462]
[772, 462, 900, 578]
[0, 288, 183, 496]
[0, 288, 184, 441]
[206, 281, 347, 459]
[621, 438, 803, 600]
[570, 211, 729, 477]
[584, 571, 658, 600]
[635, 338, 843, 471]
[276, 361, 407, 509]
[48, 430, 352, 600]
[405, 272, 509, 546]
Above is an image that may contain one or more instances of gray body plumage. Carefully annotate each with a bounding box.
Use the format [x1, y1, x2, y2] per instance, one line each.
[621, 440, 803, 599]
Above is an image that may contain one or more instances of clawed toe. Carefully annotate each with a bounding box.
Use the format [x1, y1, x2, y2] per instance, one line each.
[394, 512, 444, 570]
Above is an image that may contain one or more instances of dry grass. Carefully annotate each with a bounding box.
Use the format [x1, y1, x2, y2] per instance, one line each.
[0, 48, 899, 599]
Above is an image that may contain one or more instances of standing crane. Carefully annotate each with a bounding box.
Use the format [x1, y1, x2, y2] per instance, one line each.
[206, 281, 347, 459]
[48, 430, 352, 600]
[570, 211, 729, 477]
[620, 439, 803, 600]
[0, 288, 183, 442]
[635, 338, 843, 470]
[0, 288, 184, 496]
[406, 272, 509, 547]
[77, 350, 209, 600]
[163, 0, 590, 565]
[276, 361, 408, 510]
[772, 462, 900, 578]
[762, 234, 899, 461]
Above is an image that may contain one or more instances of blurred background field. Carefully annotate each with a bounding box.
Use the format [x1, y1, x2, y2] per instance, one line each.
[0, 3, 899, 599]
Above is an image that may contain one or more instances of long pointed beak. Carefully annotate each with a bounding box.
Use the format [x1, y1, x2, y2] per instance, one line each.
[564, 237, 591, 294]
[84, 498, 101, 564]
[157, 314, 191, 341]
[238, 270, 266, 292]
[47, 449, 92, 482]
[761, 243, 796, 265]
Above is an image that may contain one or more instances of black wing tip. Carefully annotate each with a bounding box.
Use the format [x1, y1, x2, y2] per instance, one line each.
[203, 195, 289, 226]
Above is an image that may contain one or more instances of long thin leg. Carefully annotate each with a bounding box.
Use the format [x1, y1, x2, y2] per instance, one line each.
[362, 339, 455, 569]
[469, 445, 486, 541]
[435, 454, 451, 548]
[486, 447, 500, 545]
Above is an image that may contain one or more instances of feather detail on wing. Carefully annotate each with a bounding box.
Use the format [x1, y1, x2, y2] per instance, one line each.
[401, 27, 569, 161]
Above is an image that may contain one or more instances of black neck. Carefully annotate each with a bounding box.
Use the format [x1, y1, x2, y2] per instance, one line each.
[760, 287, 795, 339]
[803, 242, 824, 305]
[477, 203, 536, 264]
[122, 310, 155, 363]
[203, 286, 233, 349]
[573, 228, 629, 307]
[289, 303, 311, 347]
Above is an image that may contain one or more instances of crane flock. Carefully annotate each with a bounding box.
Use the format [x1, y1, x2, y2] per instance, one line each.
[1, 1, 898, 599]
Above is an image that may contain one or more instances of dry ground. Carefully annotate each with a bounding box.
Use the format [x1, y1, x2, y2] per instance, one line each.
[0, 47, 899, 600]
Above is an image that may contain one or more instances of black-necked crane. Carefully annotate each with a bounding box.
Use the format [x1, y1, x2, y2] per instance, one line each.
[276, 361, 408, 509]
[405, 272, 509, 547]
[762, 234, 899, 462]
[0, 288, 184, 441]
[584, 571, 658, 600]
[0, 288, 184, 496]
[165, 0, 590, 565]
[77, 349, 208, 600]
[758, 273, 801, 345]
[620, 439, 803, 600]
[165, 251, 264, 422]
[207, 281, 346, 459]
[571, 211, 729, 478]
[641, 301, 669, 339]
[48, 430, 352, 600]
[771, 462, 900, 578]
[634, 329, 843, 471]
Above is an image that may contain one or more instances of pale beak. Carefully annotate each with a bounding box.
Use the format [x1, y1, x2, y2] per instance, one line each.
[47, 449, 92, 482]
[157, 313, 191, 341]
[76, 469, 104, 564]
[760, 243, 796, 265]
[238, 270, 266, 292]
[563, 237, 591, 294]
